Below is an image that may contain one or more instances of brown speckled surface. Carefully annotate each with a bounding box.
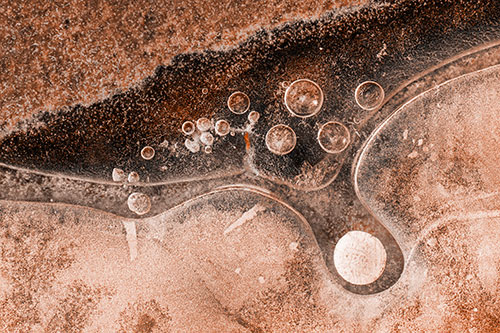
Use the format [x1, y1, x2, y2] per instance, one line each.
[0, 0, 366, 130]
[1, 0, 500, 331]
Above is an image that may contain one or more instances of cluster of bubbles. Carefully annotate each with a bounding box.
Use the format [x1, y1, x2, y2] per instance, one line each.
[112, 168, 152, 215]
[264, 79, 343, 156]
[112, 166, 151, 215]
[115, 80, 383, 215]
[111, 146, 157, 215]
[227, 91, 260, 126]
[112, 168, 141, 183]
[264, 79, 384, 156]
[181, 91, 262, 154]
[182, 117, 222, 154]
[112, 144, 157, 183]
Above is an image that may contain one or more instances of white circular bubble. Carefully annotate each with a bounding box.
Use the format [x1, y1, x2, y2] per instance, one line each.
[182, 121, 195, 135]
[284, 79, 324, 118]
[355, 81, 385, 110]
[127, 171, 140, 183]
[112, 168, 126, 182]
[227, 91, 250, 114]
[200, 132, 214, 146]
[196, 117, 211, 132]
[127, 192, 151, 215]
[333, 231, 387, 285]
[317, 121, 351, 154]
[248, 111, 260, 123]
[265, 124, 296, 155]
[141, 146, 155, 160]
[215, 120, 230, 136]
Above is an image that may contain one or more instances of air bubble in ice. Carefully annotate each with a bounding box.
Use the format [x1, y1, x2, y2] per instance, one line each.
[127, 192, 151, 215]
[185, 138, 200, 153]
[265, 124, 296, 155]
[227, 91, 250, 114]
[284, 79, 323, 118]
[196, 117, 211, 132]
[248, 111, 260, 123]
[159, 140, 169, 148]
[200, 132, 214, 146]
[333, 231, 386, 285]
[112, 168, 126, 182]
[140, 146, 155, 160]
[128, 171, 140, 183]
[182, 121, 195, 135]
[355, 81, 384, 110]
[317, 121, 350, 154]
[215, 120, 230, 136]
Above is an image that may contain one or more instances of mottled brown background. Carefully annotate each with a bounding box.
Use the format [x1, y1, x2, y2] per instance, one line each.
[0, 0, 365, 130]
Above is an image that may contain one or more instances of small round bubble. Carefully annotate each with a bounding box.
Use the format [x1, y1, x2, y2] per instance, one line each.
[141, 146, 155, 160]
[215, 120, 230, 136]
[127, 192, 151, 216]
[196, 117, 211, 132]
[248, 111, 260, 123]
[284, 79, 323, 118]
[128, 171, 140, 183]
[265, 124, 297, 155]
[182, 121, 195, 135]
[227, 91, 250, 114]
[355, 81, 384, 110]
[112, 168, 126, 182]
[317, 121, 350, 154]
[200, 132, 214, 146]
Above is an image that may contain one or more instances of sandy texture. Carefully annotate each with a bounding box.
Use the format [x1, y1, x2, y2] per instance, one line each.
[0, 0, 366, 130]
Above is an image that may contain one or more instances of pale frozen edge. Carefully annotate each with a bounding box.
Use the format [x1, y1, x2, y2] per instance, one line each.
[223, 204, 266, 235]
[122, 220, 138, 261]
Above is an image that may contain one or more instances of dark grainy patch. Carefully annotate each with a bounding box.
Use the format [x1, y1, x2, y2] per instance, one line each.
[2, 0, 500, 186]
[118, 299, 171, 333]
[45, 280, 112, 332]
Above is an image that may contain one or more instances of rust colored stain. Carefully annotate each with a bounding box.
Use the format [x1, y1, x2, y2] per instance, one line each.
[244, 132, 251, 151]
